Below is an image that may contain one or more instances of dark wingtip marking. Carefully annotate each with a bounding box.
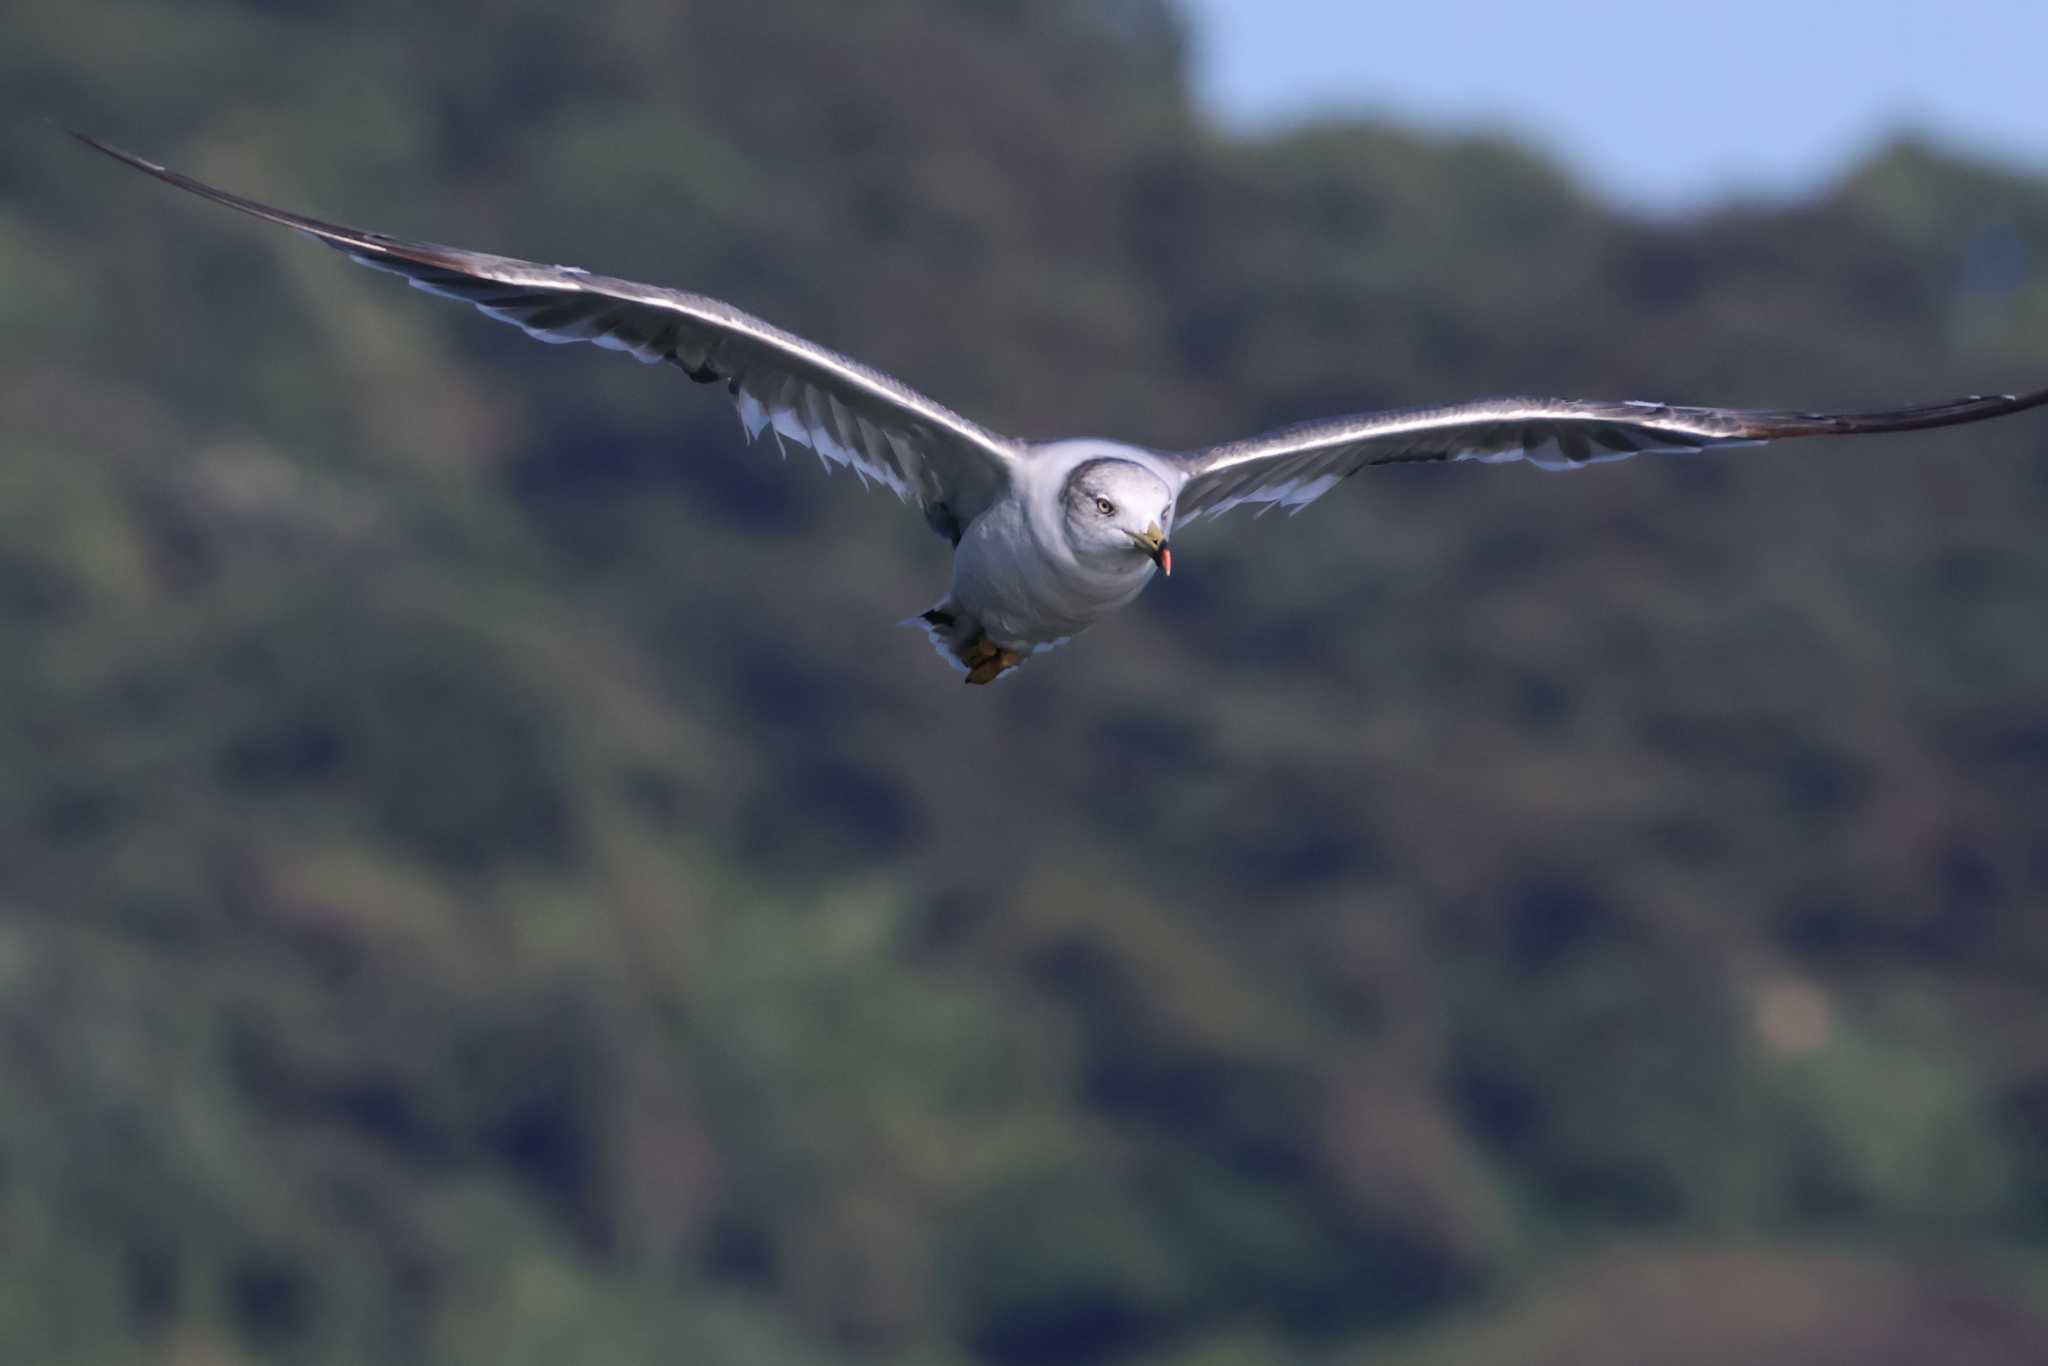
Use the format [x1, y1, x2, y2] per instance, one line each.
[68, 128, 489, 278]
[68, 128, 165, 175]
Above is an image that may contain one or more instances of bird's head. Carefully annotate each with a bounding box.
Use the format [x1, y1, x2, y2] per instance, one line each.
[1060, 458, 1173, 576]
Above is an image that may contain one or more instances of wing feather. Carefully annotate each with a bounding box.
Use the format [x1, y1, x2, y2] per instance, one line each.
[76, 132, 1019, 528]
[1170, 391, 2048, 521]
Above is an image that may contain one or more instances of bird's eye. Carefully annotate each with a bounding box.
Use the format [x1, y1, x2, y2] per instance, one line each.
[1095, 497, 1116, 516]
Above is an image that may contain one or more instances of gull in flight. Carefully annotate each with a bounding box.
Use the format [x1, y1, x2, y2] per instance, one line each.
[78, 133, 2048, 684]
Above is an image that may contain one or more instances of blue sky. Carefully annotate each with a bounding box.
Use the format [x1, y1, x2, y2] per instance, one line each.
[1183, 0, 2048, 210]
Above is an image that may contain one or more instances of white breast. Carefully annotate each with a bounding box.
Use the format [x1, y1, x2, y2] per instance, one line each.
[949, 439, 1175, 648]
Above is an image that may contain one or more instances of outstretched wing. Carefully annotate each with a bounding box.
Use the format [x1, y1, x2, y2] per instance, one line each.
[1169, 390, 2048, 522]
[76, 132, 1020, 527]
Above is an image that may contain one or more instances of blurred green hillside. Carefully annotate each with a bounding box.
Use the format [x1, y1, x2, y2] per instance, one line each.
[4, 2, 2048, 1363]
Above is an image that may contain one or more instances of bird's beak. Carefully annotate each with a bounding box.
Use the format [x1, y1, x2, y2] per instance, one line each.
[1130, 522, 1172, 575]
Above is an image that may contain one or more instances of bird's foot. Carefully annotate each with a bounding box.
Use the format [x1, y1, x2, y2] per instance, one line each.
[961, 634, 1023, 686]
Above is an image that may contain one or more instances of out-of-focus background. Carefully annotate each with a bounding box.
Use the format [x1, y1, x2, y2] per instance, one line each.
[5, 2, 2048, 1362]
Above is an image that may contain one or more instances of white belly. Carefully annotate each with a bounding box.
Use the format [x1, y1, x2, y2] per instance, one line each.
[950, 500, 1154, 648]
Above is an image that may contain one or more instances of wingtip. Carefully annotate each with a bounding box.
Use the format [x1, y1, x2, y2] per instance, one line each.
[65, 126, 164, 175]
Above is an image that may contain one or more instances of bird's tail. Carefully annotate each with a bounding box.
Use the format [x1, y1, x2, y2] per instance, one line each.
[899, 601, 1073, 684]
[899, 600, 979, 678]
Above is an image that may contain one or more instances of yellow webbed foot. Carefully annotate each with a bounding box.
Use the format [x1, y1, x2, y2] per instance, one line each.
[962, 639, 1024, 685]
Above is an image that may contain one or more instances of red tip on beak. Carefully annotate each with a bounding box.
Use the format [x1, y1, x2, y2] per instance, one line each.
[1158, 545, 1172, 576]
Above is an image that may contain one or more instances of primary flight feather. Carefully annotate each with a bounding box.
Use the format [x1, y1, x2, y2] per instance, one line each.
[76, 132, 2048, 684]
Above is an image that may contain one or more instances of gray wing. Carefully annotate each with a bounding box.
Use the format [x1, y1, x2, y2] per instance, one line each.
[1170, 390, 2048, 522]
[76, 133, 1020, 526]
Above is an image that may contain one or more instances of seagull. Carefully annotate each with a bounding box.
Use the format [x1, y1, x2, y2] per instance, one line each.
[77, 132, 2048, 684]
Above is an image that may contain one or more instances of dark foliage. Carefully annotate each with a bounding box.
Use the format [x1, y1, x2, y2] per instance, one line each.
[3, 2, 2047, 1362]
